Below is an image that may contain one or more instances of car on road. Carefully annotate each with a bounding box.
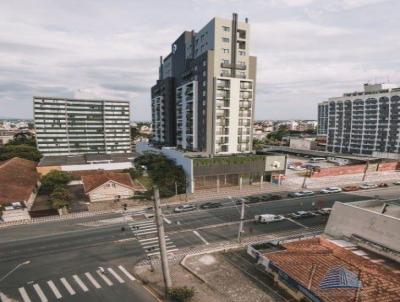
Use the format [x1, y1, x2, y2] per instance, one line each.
[378, 182, 388, 188]
[255, 214, 285, 223]
[174, 204, 197, 213]
[200, 202, 222, 209]
[287, 190, 315, 198]
[393, 181, 400, 185]
[359, 182, 378, 190]
[287, 211, 315, 219]
[342, 185, 360, 192]
[314, 208, 332, 216]
[320, 187, 342, 194]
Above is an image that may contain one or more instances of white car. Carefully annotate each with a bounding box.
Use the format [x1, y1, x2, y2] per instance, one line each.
[174, 204, 197, 213]
[288, 190, 315, 198]
[255, 214, 285, 223]
[320, 187, 342, 194]
[359, 182, 378, 190]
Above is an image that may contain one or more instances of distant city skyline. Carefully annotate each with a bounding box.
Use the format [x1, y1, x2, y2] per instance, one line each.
[0, 0, 399, 120]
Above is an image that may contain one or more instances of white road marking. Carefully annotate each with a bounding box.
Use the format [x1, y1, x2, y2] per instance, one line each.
[85, 272, 101, 289]
[135, 230, 158, 235]
[33, 284, 48, 302]
[47, 281, 62, 299]
[138, 237, 159, 243]
[18, 287, 31, 302]
[60, 278, 76, 295]
[147, 248, 179, 256]
[107, 268, 125, 283]
[193, 230, 209, 245]
[0, 292, 12, 302]
[73, 275, 89, 292]
[118, 265, 136, 281]
[96, 271, 113, 286]
[163, 217, 172, 224]
[287, 218, 309, 229]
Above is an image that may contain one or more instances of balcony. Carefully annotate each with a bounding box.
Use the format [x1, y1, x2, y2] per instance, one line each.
[220, 62, 246, 70]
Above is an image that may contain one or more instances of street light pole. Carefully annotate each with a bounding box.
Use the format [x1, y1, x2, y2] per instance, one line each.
[153, 187, 172, 294]
[0, 261, 31, 283]
[237, 198, 245, 243]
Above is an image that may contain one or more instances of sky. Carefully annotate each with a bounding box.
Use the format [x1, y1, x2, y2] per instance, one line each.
[0, 0, 399, 121]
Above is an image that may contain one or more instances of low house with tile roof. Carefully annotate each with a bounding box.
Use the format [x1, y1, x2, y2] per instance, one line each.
[82, 171, 145, 202]
[0, 157, 40, 222]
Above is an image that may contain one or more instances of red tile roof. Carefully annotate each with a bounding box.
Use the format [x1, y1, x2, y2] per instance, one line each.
[265, 238, 400, 302]
[0, 157, 39, 206]
[81, 171, 144, 193]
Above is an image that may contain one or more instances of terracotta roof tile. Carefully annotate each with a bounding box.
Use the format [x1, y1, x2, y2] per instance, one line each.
[0, 157, 39, 206]
[81, 171, 144, 193]
[265, 238, 400, 302]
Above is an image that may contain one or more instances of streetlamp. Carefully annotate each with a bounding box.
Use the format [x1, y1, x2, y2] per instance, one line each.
[0, 260, 31, 283]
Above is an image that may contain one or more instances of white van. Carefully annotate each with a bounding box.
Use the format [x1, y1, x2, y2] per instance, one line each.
[310, 157, 326, 163]
[254, 214, 285, 223]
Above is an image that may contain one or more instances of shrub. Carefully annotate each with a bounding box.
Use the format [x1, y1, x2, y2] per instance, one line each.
[167, 286, 195, 302]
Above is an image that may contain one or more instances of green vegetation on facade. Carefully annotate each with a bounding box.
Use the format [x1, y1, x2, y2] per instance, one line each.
[193, 154, 265, 167]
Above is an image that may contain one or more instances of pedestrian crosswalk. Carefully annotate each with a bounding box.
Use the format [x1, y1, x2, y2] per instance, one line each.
[129, 219, 179, 257]
[0, 265, 136, 302]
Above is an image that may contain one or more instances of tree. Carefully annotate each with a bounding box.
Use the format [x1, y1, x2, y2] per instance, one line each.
[40, 170, 72, 194]
[252, 139, 264, 151]
[134, 153, 186, 198]
[49, 187, 72, 209]
[0, 144, 42, 162]
[167, 286, 195, 302]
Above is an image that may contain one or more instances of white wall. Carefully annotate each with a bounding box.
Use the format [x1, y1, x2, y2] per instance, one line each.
[61, 162, 132, 172]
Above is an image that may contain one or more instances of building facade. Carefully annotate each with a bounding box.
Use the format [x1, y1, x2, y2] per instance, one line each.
[151, 13, 257, 154]
[34, 97, 131, 155]
[318, 84, 400, 155]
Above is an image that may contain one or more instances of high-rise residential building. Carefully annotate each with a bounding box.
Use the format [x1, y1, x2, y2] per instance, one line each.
[317, 83, 400, 155]
[34, 97, 131, 155]
[151, 13, 257, 154]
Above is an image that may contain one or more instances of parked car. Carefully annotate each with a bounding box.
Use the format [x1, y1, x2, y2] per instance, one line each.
[255, 214, 285, 223]
[245, 196, 263, 203]
[393, 181, 400, 185]
[287, 211, 315, 219]
[174, 204, 197, 213]
[342, 185, 360, 192]
[200, 202, 222, 209]
[288, 190, 315, 198]
[320, 187, 342, 194]
[359, 182, 378, 190]
[378, 182, 388, 188]
[314, 208, 332, 216]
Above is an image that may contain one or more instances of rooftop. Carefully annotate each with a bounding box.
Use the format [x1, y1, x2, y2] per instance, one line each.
[38, 153, 138, 167]
[81, 171, 144, 193]
[0, 157, 39, 206]
[347, 199, 400, 219]
[33, 96, 129, 103]
[264, 238, 400, 302]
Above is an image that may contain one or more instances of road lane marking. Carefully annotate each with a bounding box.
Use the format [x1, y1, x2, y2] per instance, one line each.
[33, 284, 48, 302]
[147, 248, 178, 256]
[193, 230, 209, 245]
[107, 268, 125, 283]
[60, 278, 76, 295]
[47, 281, 62, 299]
[287, 218, 309, 229]
[139, 236, 169, 242]
[163, 217, 172, 224]
[118, 265, 136, 281]
[135, 230, 158, 235]
[0, 292, 12, 302]
[85, 272, 101, 289]
[96, 271, 113, 286]
[73, 275, 89, 292]
[18, 288, 31, 302]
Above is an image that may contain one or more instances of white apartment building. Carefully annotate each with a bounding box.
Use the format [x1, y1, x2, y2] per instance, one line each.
[34, 97, 131, 155]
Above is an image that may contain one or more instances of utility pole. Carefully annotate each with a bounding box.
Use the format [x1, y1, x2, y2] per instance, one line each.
[153, 187, 172, 294]
[362, 160, 369, 182]
[237, 198, 245, 243]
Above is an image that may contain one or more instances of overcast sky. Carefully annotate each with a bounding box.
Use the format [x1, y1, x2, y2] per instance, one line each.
[0, 0, 399, 120]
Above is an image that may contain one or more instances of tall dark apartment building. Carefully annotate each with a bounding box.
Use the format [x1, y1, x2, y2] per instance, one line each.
[318, 83, 400, 155]
[151, 13, 257, 154]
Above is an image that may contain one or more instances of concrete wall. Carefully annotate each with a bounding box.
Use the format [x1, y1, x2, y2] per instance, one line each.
[61, 162, 132, 172]
[325, 201, 400, 253]
[311, 161, 398, 177]
[88, 181, 134, 202]
[289, 138, 317, 150]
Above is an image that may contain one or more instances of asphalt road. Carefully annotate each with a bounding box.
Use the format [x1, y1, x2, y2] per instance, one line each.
[1, 186, 399, 302]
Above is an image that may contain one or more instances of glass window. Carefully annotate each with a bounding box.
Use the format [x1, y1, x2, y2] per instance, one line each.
[222, 37, 229, 43]
[222, 48, 230, 54]
[222, 26, 230, 32]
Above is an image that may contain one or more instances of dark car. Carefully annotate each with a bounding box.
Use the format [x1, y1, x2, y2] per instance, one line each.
[200, 202, 222, 209]
[378, 182, 388, 188]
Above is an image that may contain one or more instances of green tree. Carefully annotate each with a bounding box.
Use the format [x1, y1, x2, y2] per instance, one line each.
[167, 286, 195, 302]
[49, 187, 72, 209]
[252, 138, 264, 151]
[134, 153, 186, 198]
[0, 144, 42, 162]
[40, 170, 72, 194]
